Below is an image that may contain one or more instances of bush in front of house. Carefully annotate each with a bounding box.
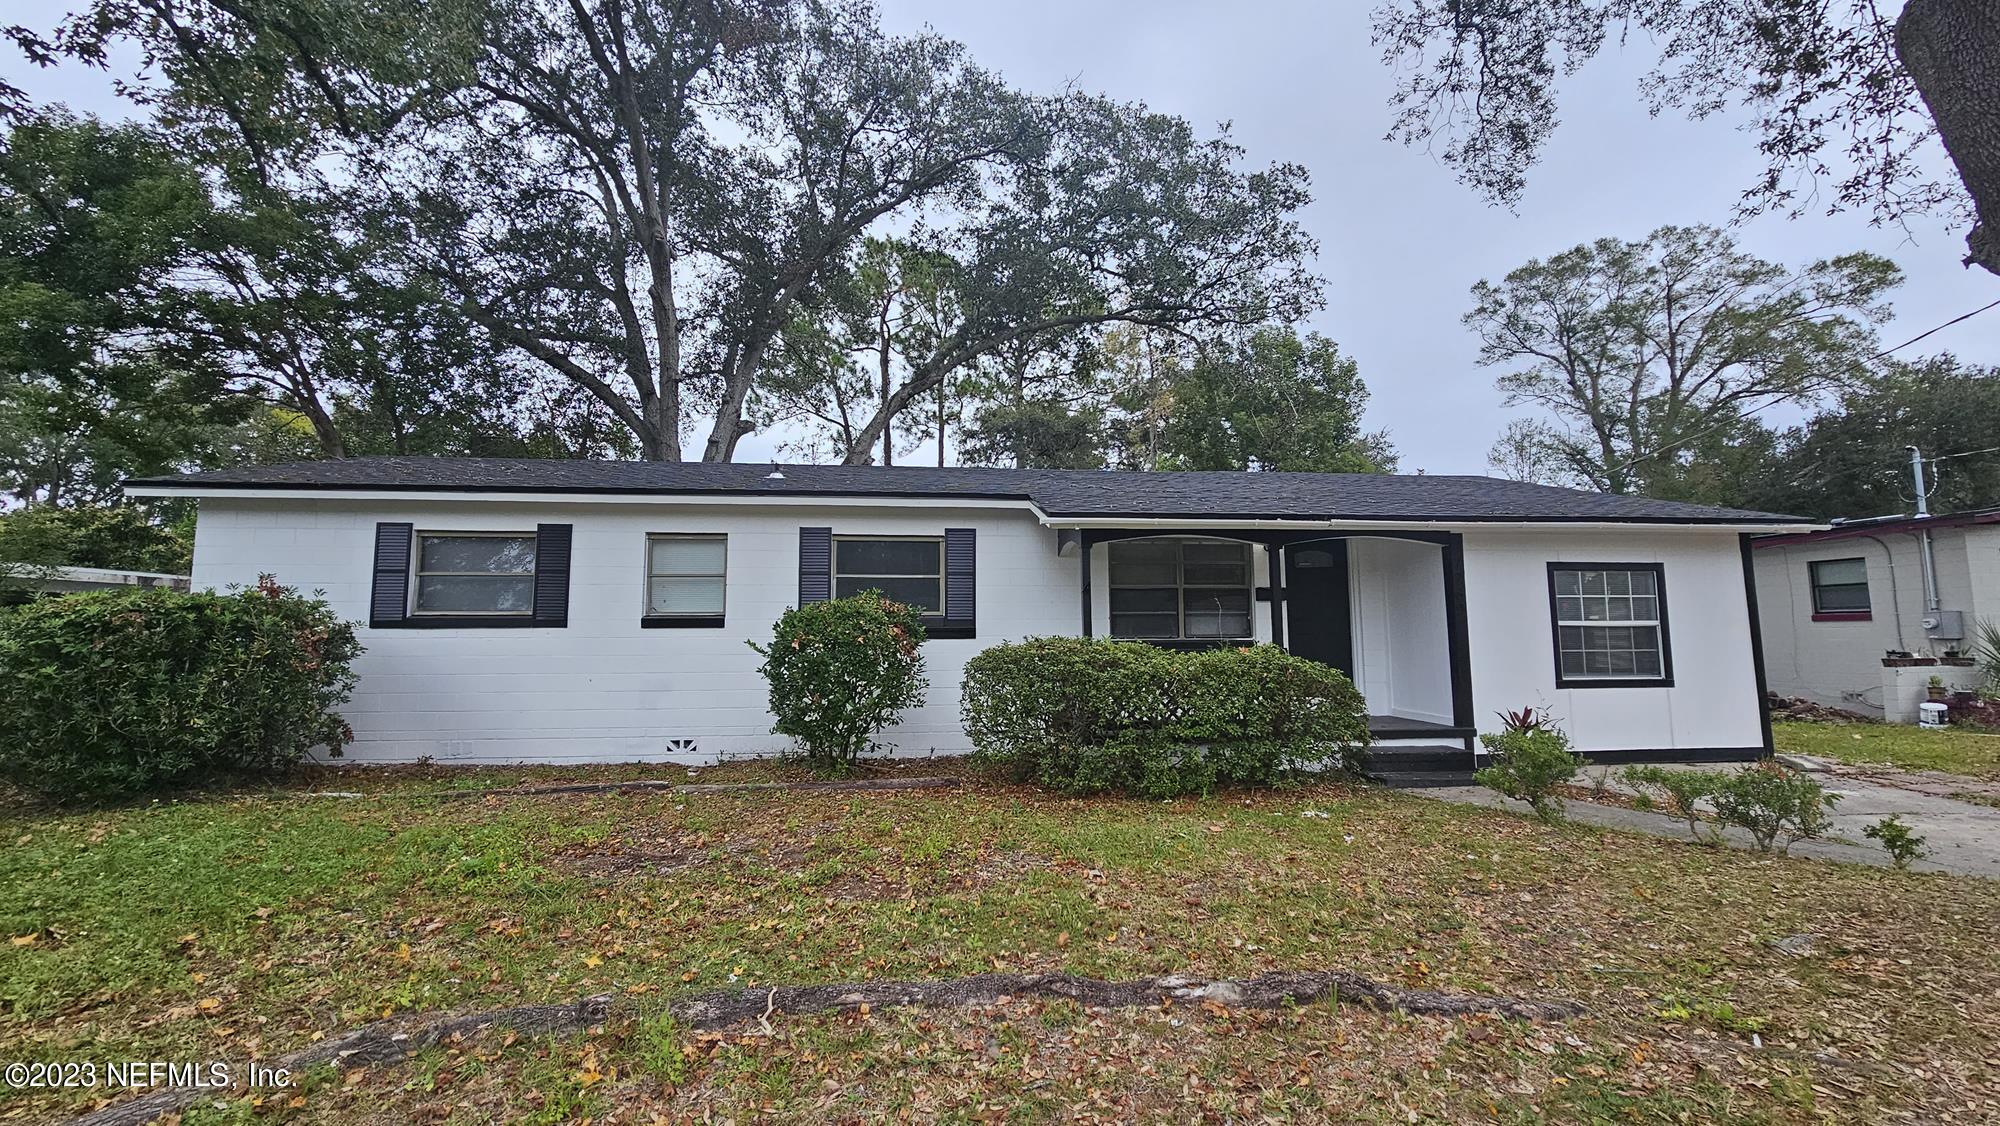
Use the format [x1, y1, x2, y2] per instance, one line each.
[960, 638, 1370, 798]
[1474, 708, 1583, 824]
[749, 593, 929, 772]
[1864, 814, 1929, 870]
[1709, 762, 1839, 853]
[1621, 765, 1723, 842]
[0, 577, 361, 803]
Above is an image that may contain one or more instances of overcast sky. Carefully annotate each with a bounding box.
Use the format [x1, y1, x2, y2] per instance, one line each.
[873, 0, 1998, 475]
[9, 1, 1995, 475]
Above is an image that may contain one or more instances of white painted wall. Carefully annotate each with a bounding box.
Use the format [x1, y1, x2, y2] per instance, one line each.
[1461, 528, 1764, 754]
[192, 499, 1768, 763]
[1347, 537, 1452, 724]
[193, 497, 1077, 764]
[1753, 523, 2000, 713]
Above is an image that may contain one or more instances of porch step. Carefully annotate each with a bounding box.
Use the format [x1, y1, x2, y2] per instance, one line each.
[1363, 747, 1474, 774]
[1372, 770, 1479, 790]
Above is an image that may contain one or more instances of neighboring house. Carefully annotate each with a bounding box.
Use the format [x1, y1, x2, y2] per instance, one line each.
[1753, 507, 2000, 718]
[127, 458, 1810, 771]
[0, 564, 190, 604]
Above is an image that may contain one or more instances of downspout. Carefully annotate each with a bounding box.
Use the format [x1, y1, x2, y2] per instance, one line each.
[1908, 446, 1942, 625]
[1858, 534, 1910, 652]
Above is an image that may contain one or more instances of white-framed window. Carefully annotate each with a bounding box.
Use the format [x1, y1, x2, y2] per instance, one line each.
[1549, 564, 1670, 685]
[412, 532, 537, 616]
[1108, 539, 1254, 640]
[647, 534, 727, 617]
[833, 536, 943, 613]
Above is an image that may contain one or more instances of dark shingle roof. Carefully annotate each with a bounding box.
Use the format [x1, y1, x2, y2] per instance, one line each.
[128, 457, 1808, 524]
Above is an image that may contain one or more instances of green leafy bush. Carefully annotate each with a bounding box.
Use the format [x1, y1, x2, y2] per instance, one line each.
[0, 503, 191, 577]
[1475, 720, 1583, 824]
[749, 593, 929, 771]
[1863, 814, 1929, 870]
[0, 577, 361, 802]
[1621, 765, 1723, 842]
[1709, 763, 1839, 853]
[961, 638, 1369, 798]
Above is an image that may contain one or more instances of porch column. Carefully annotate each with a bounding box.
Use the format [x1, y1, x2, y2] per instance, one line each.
[1265, 542, 1285, 648]
[1441, 533, 1475, 749]
[1079, 538, 1093, 637]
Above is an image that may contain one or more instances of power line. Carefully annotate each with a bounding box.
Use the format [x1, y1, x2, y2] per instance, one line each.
[1929, 443, 2000, 464]
[1874, 298, 2000, 361]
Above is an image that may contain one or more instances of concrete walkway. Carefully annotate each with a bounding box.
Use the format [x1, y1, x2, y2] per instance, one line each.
[1411, 760, 2000, 879]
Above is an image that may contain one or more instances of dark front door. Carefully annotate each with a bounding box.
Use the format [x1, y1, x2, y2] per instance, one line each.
[1283, 541, 1353, 675]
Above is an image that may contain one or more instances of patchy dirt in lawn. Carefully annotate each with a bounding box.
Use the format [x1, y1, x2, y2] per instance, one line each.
[8, 759, 2000, 1123]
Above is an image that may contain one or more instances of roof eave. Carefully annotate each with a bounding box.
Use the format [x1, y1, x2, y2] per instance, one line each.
[127, 482, 1814, 531]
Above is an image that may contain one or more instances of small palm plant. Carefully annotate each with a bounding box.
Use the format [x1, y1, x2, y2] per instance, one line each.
[1975, 618, 2000, 699]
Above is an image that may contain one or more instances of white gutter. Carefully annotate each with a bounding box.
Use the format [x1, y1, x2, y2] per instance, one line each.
[1035, 515, 1820, 534]
[124, 485, 1049, 515]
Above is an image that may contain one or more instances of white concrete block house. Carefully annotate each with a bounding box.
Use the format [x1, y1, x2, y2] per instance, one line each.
[1753, 508, 2000, 720]
[129, 459, 1812, 774]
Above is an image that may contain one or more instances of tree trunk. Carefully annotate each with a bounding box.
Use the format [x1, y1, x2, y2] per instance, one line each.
[1897, 0, 2000, 277]
[879, 311, 893, 466]
[302, 398, 347, 460]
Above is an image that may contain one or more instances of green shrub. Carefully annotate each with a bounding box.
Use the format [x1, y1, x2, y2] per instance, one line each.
[0, 503, 191, 578]
[749, 593, 929, 772]
[1475, 723, 1583, 824]
[960, 638, 1370, 798]
[1709, 763, 1839, 853]
[0, 577, 361, 802]
[1621, 765, 1723, 842]
[1863, 814, 1929, 870]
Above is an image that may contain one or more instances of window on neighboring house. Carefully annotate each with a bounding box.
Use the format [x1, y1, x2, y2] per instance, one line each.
[833, 537, 943, 612]
[1549, 564, 1671, 686]
[647, 534, 727, 618]
[1809, 557, 1870, 617]
[1109, 539, 1254, 640]
[413, 533, 536, 615]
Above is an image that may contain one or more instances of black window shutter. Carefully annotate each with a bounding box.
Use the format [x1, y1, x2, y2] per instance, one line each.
[799, 527, 832, 604]
[532, 523, 573, 627]
[941, 527, 976, 637]
[370, 522, 413, 627]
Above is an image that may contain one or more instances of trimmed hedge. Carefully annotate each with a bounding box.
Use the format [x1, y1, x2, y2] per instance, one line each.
[749, 593, 929, 771]
[961, 638, 1370, 797]
[0, 578, 361, 802]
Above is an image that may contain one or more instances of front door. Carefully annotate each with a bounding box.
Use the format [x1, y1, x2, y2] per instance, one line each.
[1283, 541, 1353, 675]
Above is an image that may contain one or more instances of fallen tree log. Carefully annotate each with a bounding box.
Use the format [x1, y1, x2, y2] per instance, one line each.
[68, 995, 615, 1126]
[64, 968, 1576, 1126]
[666, 968, 1583, 1026]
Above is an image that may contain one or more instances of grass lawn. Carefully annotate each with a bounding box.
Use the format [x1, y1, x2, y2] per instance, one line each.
[1775, 719, 2000, 779]
[5, 760, 2000, 1123]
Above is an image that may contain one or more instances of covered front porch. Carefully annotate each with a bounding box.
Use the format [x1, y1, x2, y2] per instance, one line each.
[1055, 527, 1477, 752]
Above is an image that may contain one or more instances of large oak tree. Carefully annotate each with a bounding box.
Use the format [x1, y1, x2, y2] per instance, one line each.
[1372, 0, 2000, 277]
[1472, 225, 1900, 493]
[23, 0, 1321, 462]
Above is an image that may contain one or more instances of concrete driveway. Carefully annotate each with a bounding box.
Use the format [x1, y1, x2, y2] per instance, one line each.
[1412, 758, 2000, 879]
